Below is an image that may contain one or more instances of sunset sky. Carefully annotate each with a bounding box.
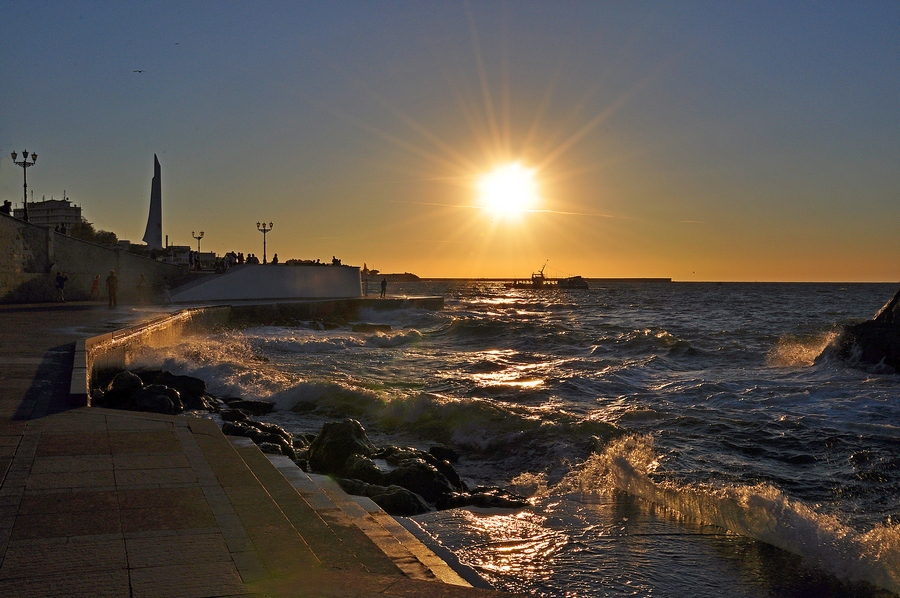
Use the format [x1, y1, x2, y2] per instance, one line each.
[1, 1, 897, 281]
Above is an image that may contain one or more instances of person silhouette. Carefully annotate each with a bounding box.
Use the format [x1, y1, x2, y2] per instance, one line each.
[380, 278, 387, 298]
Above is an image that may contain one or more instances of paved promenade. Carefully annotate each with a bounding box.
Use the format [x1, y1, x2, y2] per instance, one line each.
[0, 303, 520, 597]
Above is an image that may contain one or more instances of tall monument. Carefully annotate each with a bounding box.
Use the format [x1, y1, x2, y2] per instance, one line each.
[142, 154, 163, 249]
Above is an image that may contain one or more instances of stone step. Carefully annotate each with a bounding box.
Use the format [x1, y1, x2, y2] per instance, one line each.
[186, 418, 319, 580]
[268, 456, 472, 588]
[227, 437, 401, 576]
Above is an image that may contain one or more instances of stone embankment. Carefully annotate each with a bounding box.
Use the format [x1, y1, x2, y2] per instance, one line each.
[0, 302, 521, 597]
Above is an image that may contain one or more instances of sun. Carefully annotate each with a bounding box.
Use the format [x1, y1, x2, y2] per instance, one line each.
[477, 163, 538, 218]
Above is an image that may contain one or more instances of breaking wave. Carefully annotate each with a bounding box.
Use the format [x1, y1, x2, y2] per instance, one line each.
[767, 329, 842, 367]
[556, 435, 900, 594]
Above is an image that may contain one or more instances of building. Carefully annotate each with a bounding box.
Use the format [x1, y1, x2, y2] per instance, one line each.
[12, 198, 82, 229]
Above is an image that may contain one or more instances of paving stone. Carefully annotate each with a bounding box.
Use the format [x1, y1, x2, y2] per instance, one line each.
[10, 509, 122, 540]
[30, 454, 114, 474]
[0, 536, 126, 578]
[17, 489, 118, 514]
[0, 568, 130, 598]
[126, 533, 232, 568]
[34, 432, 109, 457]
[129, 560, 246, 598]
[115, 467, 196, 487]
[109, 430, 181, 454]
[112, 452, 190, 470]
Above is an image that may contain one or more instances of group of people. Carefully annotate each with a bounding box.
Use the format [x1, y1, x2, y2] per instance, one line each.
[54, 270, 130, 308]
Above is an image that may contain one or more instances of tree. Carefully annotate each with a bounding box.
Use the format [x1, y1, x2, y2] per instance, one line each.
[69, 219, 118, 245]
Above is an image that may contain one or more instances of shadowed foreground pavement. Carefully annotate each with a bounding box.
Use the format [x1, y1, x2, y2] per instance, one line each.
[0, 303, 520, 597]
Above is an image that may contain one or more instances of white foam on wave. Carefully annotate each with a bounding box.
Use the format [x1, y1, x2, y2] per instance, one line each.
[557, 435, 900, 594]
[767, 329, 841, 367]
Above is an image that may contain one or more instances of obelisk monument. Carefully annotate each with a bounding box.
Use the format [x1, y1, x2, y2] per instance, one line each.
[142, 154, 162, 249]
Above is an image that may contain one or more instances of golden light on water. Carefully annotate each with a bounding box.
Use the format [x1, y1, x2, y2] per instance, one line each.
[477, 163, 539, 219]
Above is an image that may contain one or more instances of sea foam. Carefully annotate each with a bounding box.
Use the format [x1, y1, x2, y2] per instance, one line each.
[560, 435, 900, 594]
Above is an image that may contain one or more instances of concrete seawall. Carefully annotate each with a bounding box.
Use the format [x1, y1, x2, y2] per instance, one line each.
[0, 300, 518, 597]
[75, 296, 445, 404]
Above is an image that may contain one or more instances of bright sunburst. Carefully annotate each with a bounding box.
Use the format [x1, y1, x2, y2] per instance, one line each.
[477, 163, 538, 218]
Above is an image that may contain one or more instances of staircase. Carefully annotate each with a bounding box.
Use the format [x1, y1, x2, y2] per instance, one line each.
[224, 435, 475, 587]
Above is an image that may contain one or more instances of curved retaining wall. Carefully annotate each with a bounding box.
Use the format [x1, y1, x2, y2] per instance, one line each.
[72, 296, 444, 404]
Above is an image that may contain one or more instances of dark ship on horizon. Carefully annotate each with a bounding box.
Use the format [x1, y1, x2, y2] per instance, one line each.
[504, 263, 590, 290]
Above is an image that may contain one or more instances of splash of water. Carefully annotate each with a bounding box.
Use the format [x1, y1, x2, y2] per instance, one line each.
[557, 435, 900, 594]
[767, 329, 841, 367]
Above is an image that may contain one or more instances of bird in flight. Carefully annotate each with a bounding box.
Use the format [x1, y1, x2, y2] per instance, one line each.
[133, 70, 144, 73]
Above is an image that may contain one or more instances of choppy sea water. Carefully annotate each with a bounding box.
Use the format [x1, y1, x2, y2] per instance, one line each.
[138, 282, 899, 596]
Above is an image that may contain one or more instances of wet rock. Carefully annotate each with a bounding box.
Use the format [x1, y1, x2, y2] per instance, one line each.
[370, 485, 432, 516]
[219, 408, 250, 422]
[835, 287, 900, 373]
[343, 455, 385, 485]
[440, 486, 528, 510]
[130, 387, 182, 415]
[334, 478, 431, 516]
[307, 419, 376, 474]
[383, 458, 456, 504]
[837, 322, 900, 373]
[107, 370, 143, 394]
[256, 442, 284, 456]
[156, 372, 207, 397]
[429, 445, 460, 464]
[224, 398, 276, 415]
[221, 421, 296, 459]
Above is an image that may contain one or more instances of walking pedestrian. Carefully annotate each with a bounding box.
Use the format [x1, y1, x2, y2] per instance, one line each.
[106, 270, 119, 308]
[55, 272, 68, 302]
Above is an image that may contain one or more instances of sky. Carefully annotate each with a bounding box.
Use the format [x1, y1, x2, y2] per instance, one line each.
[1, 1, 898, 281]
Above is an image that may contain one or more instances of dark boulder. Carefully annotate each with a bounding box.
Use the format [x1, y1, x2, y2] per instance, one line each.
[108, 370, 143, 392]
[343, 455, 385, 485]
[307, 419, 376, 474]
[334, 478, 431, 516]
[220, 408, 250, 423]
[429, 445, 460, 464]
[221, 421, 296, 459]
[837, 321, 900, 373]
[370, 485, 432, 516]
[224, 398, 276, 415]
[439, 486, 529, 510]
[256, 442, 284, 456]
[156, 372, 207, 397]
[130, 387, 182, 415]
[835, 287, 900, 373]
[383, 458, 456, 504]
[105, 370, 143, 404]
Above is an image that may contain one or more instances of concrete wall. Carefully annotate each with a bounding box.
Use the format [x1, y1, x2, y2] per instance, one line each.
[171, 263, 362, 302]
[1, 213, 184, 303]
[72, 305, 232, 404]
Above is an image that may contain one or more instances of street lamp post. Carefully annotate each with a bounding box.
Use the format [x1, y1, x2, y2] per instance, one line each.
[256, 221, 273, 264]
[192, 231, 204, 253]
[10, 149, 38, 222]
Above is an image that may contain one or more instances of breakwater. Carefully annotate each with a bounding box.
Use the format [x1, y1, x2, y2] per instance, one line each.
[74, 296, 444, 405]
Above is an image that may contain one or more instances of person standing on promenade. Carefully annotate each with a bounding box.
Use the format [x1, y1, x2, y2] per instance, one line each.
[136, 274, 147, 304]
[89, 274, 100, 300]
[55, 272, 68, 302]
[106, 270, 119, 308]
[380, 277, 387, 298]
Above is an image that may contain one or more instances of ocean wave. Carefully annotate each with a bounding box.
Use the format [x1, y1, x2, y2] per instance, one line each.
[767, 328, 842, 367]
[557, 435, 900, 594]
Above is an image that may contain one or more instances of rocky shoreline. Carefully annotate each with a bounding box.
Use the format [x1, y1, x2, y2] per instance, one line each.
[92, 369, 528, 516]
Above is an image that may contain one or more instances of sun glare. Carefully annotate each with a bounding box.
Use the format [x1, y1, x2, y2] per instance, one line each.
[477, 163, 538, 218]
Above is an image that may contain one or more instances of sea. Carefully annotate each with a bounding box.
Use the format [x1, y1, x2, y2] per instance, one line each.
[137, 281, 899, 597]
